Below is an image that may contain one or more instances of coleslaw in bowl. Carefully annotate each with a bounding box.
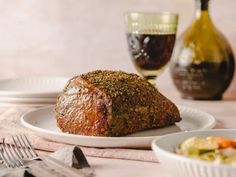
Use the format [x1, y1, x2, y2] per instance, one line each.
[152, 129, 236, 177]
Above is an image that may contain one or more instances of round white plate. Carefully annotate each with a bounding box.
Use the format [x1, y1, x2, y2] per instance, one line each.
[0, 77, 69, 98]
[0, 97, 57, 104]
[21, 105, 216, 148]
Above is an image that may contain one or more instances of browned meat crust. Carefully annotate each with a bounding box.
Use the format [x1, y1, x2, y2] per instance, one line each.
[55, 70, 181, 136]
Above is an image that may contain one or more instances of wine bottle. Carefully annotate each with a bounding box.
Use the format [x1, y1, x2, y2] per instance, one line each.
[170, 0, 235, 100]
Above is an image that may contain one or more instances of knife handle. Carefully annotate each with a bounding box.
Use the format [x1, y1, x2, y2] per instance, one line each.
[40, 156, 93, 177]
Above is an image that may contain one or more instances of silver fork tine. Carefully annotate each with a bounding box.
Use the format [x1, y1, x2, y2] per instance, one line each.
[15, 135, 30, 158]
[1, 141, 26, 168]
[1, 141, 22, 168]
[17, 135, 33, 158]
[0, 143, 16, 168]
[12, 136, 27, 159]
[12, 135, 39, 160]
[22, 134, 38, 157]
[9, 143, 24, 165]
[6, 143, 24, 167]
[17, 135, 34, 158]
[0, 147, 11, 168]
[19, 135, 37, 158]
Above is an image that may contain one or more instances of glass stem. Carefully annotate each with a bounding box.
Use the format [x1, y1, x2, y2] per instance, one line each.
[145, 75, 157, 87]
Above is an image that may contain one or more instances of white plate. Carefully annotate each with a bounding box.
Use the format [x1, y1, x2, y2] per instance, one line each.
[152, 130, 236, 177]
[0, 77, 69, 98]
[0, 97, 57, 104]
[21, 105, 216, 148]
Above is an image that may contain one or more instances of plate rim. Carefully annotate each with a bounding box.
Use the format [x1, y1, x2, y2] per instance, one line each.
[21, 105, 216, 141]
[0, 77, 69, 96]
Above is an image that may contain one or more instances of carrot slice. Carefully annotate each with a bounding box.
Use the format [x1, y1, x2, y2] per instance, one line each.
[212, 137, 236, 148]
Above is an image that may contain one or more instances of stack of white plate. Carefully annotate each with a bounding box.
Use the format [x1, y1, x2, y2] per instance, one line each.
[0, 77, 69, 105]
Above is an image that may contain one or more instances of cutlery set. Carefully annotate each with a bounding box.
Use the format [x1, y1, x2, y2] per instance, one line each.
[0, 135, 93, 177]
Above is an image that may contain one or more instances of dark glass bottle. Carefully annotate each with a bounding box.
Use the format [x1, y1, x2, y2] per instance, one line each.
[170, 0, 235, 100]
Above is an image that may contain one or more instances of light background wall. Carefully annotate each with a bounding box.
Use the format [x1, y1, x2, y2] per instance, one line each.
[0, 0, 235, 97]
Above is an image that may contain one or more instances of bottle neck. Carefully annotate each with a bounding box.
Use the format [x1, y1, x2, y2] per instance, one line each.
[195, 0, 210, 19]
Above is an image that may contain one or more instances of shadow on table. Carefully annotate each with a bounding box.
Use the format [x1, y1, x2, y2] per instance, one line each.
[213, 120, 225, 129]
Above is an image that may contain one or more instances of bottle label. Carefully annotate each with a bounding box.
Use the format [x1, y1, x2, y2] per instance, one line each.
[174, 67, 207, 91]
[171, 61, 233, 99]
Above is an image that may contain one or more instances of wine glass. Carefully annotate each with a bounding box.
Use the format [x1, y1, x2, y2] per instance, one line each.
[125, 12, 178, 86]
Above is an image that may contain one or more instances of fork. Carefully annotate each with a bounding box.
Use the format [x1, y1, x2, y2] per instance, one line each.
[0, 135, 92, 177]
[0, 138, 68, 177]
[11, 135, 39, 161]
[0, 135, 45, 169]
[0, 138, 25, 168]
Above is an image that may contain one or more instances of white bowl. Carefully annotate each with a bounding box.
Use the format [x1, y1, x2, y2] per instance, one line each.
[152, 129, 236, 177]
